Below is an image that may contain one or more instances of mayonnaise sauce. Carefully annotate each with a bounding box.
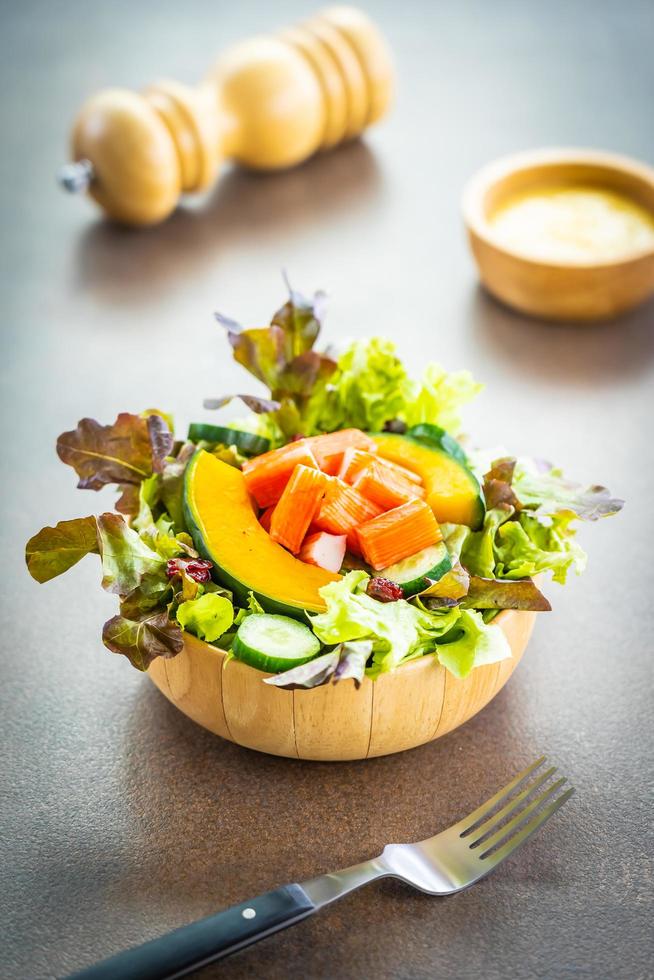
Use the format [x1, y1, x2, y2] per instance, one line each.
[489, 184, 654, 263]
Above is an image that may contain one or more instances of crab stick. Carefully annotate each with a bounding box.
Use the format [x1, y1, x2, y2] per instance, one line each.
[355, 498, 442, 570]
[269, 465, 327, 554]
[314, 477, 382, 535]
[242, 442, 319, 508]
[299, 531, 347, 573]
[354, 459, 426, 510]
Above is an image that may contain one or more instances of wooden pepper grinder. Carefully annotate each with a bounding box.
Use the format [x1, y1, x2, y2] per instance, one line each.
[59, 5, 394, 226]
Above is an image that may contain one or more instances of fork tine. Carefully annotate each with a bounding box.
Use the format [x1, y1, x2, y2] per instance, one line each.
[459, 757, 548, 837]
[468, 766, 557, 847]
[475, 779, 571, 858]
[478, 786, 575, 868]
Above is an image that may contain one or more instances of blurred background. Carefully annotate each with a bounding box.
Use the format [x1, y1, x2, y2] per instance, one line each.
[1, 2, 652, 979]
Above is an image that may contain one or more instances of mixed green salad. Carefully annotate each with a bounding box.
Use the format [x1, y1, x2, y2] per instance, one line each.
[25, 285, 622, 689]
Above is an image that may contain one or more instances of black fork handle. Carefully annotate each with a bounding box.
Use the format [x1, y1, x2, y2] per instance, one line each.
[67, 884, 315, 980]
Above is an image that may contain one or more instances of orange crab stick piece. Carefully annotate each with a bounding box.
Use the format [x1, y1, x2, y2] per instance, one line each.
[242, 442, 319, 508]
[314, 477, 382, 535]
[307, 429, 377, 471]
[354, 459, 426, 511]
[317, 452, 344, 477]
[258, 505, 275, 533]
[299, 531, 347, 573]
[338, 447, 423, 487]
[379, 457, 423, 486]
[269, 465, 327, 554]
[355, 499, 442, 570]
[337, 448, 375, 483]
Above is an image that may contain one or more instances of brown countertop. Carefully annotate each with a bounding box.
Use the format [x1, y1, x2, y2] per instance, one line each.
[1, 1, 652, 977]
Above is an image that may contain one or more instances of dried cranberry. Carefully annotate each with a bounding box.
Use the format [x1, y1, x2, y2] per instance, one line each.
[166, 557, 213, 583]
[382, 418, 407, 434]
[366, 577, 404, 602]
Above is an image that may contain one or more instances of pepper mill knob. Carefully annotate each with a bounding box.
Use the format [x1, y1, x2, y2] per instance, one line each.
[63, 5, 394, 226]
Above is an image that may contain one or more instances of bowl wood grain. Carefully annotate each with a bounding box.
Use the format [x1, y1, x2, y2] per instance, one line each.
[148, 608, 536, 760]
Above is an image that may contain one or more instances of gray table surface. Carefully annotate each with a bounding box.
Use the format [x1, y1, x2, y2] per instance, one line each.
[2, 1, 653, 978]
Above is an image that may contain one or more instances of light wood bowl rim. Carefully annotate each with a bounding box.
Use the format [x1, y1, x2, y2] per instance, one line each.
[462, 147, 654, 271]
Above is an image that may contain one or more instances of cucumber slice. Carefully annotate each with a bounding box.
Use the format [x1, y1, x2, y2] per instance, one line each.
[232, 614, 321, 673]
[379, 543, 452, 597]
[187, 423, 270, 456]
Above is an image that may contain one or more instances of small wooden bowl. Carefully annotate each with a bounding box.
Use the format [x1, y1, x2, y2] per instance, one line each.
[148, 608, 536, 761]
[462, 148, 654, 322]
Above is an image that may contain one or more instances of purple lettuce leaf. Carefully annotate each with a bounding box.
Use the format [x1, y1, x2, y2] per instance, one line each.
[160, 441, 197, 531]
[25, 516, 99, 583]
[203, 394, 281, 414]
[263, 650, 340, 689]
[102, 610, 183, 671]
[56, 412, 173, 490]
[332, 640, 372, 686]
[483, 458, 521, 511]
[263, 640, 371, 689]
[462, 575, 551, 611]
[115, 484, 141, 517]
[211, 284, 336, 439]
[514, 463, 624, 521]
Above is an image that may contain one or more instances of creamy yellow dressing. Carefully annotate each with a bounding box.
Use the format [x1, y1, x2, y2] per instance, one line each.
[489, 184, 654, 263]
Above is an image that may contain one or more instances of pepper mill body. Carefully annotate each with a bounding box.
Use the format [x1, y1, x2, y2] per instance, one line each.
[67, 5, 394, 226]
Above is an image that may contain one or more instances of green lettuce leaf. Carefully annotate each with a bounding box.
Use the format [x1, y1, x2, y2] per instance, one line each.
[401, 362, 483, 434]
[56, 412, 173, 490]
[119, 572, 173, 619]
[311, 572, 460, 678]
[460, 507, 514, 578]
[131, 474, 161, 532]
[176, 593, 235, 643]
[440, 522, 473, 562]
[417, 564, 470, 605]
[96, 514, 165, 595]
[494, 513, 587, 584]
[25, 516, 99, 583]
[435, 609, 511, 679]
[102, 611, 183, 671]
[311, 338, 414, 433]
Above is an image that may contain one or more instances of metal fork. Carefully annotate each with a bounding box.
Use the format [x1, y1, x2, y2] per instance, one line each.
[70, 758, 573, 980]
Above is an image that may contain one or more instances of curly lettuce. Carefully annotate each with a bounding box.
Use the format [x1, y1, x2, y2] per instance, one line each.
[209, 293, 483, 441]
[310, 571, 510, 680]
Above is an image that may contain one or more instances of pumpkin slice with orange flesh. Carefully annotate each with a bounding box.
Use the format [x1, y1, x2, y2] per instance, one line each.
[183, 451, 339, 618]
[373, 432, 485, 529]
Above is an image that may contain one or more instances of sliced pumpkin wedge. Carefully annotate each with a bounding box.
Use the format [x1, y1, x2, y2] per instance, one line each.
[373, 432, 485, 528]
[183, 451, 339, 618]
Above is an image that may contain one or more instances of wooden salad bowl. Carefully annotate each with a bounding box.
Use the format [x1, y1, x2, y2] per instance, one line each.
[148, 608, 536, 761]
